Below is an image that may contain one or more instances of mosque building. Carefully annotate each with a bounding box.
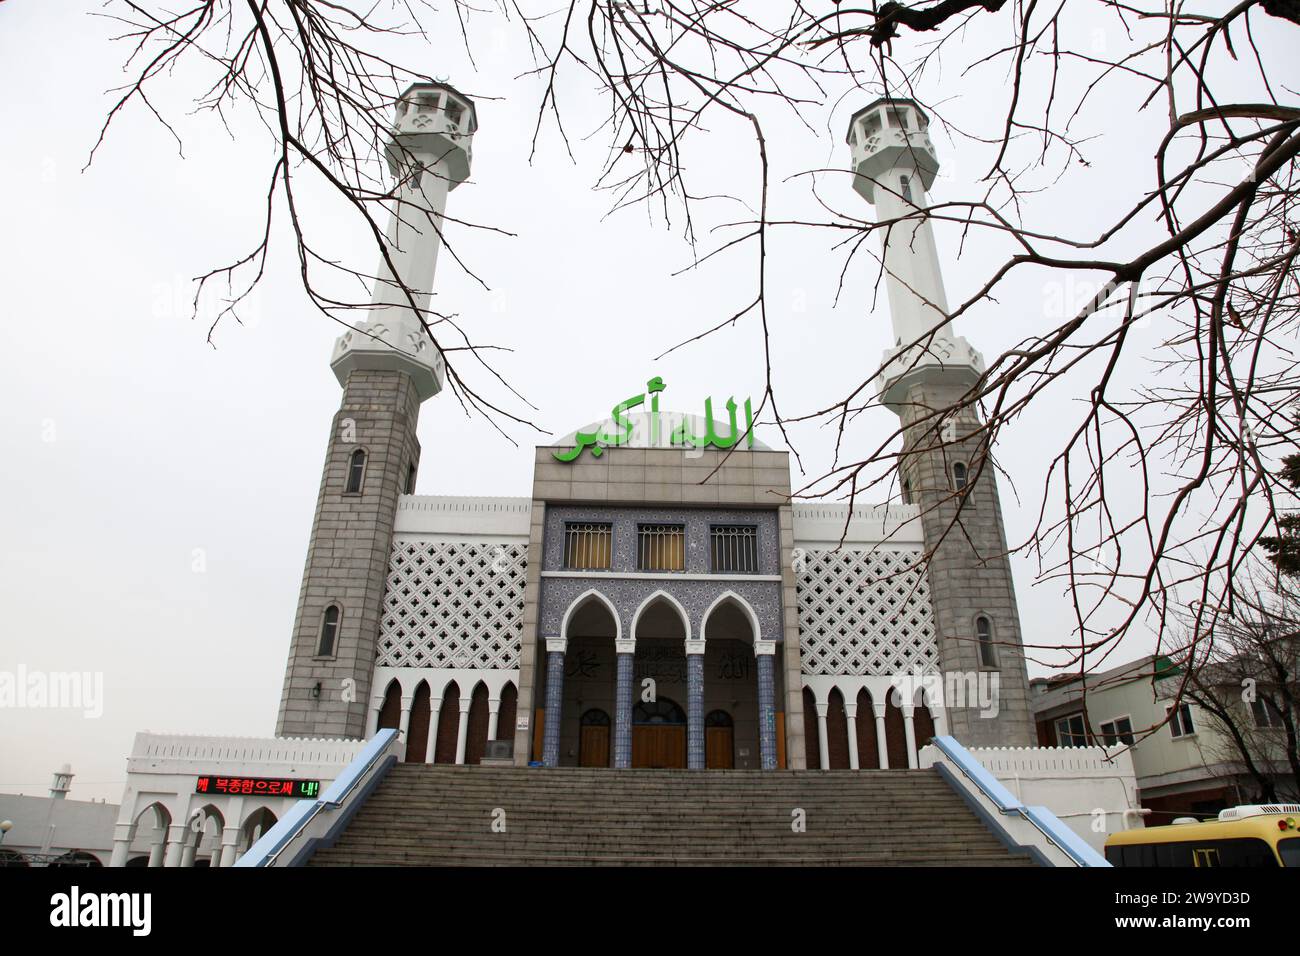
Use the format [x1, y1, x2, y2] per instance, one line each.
[103, 84, 1115, 869]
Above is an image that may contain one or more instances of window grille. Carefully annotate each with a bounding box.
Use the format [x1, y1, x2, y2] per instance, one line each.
[638, 524, 685, 571]
[563, 522, 612, 570]
[710, 525, 758, 573]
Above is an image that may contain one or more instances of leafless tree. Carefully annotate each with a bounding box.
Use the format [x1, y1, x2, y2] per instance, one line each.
[92, 0, 536, 439]
[93, 1, 1300, 677]
[1170, 561, 1300, 801]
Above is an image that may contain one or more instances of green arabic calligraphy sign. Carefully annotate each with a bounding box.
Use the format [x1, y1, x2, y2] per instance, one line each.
[554, 377, 756, 462]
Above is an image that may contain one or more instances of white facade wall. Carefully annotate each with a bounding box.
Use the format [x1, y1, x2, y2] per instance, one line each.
[0, 793, 119, 866]
[110, 732, 368, 867]
[946, 745, 1141, 854]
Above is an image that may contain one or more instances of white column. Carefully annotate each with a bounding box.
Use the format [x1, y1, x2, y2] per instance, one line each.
[875, 711, 889, 769]
[398, 693, 414, 743]
[163, 825, 187, 868]
[816, 703, 830, 771]
[218, 828, 241, 868]
[108, 821, 134, 868]
[147, 835, 165, 868]
[109, 839, 130, 868]
[845, 702, 861, 771]
[903, 708, 918, 769]
[455, 696, 472, 764]
[365, 697, 384, 738]
[487, 696, 502, 742]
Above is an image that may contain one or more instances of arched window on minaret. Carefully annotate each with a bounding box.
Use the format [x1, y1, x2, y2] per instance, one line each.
[951, 461, 968, 492]
[900, 175, 914, 204]
[405, 463, 416, 495]
[345, 449, 367, 494]
[976, 615, 997, 668]
[317, 604, 341, 657]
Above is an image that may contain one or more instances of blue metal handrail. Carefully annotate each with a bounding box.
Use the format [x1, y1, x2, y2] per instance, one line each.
[236, 728, 399, 867]
[931, 735, 1110, 867]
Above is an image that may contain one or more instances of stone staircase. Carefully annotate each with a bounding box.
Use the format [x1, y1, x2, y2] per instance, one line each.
[308, 764, 1039, 866]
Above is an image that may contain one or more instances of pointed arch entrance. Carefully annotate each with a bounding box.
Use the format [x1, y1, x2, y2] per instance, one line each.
[632, 697, 687, 768]
[405, 682, 431, 763]
[465, 683, 491, 765]
[701, 591, 777, 770]
[547, 591, 620, 767]
[631, 594, 690, 768]
[433, 681, 461, 764]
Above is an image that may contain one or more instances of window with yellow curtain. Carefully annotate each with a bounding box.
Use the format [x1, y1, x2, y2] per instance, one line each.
[563, 522, 612, 570]
[637, 524, 685, 571]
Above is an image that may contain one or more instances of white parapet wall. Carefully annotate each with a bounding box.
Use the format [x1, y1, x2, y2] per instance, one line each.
[110, 732, 369, 867]
[920, 744, 1140, 854]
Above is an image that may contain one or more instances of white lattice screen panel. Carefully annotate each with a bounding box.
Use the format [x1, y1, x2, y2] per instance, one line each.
[377, 538, 526, 669]
[796, 549, 938, 675]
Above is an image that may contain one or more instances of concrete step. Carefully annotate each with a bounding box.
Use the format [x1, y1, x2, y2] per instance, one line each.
[305, 764, 1036, 867]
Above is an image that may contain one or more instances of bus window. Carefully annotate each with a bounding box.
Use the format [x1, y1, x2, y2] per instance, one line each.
[1154, 842, 1191, 866]
[1125, 844, 1156, 866]
[1280, 838, 1300, 867]
[1218, 838, 1279, 867]
[1192, 847, 1220, 867]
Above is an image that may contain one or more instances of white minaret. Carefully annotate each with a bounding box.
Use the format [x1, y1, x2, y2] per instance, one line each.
[50, 764, 73, 799]
[845, 98, 984, 409]
[845, 97, 1035, 748]
[279, 83, 477, 740]
[330, 82, 478, 401]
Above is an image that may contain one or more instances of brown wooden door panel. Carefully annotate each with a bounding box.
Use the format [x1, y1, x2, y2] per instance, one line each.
[632, 726, 686, 768]
[580, 726, 610, 767]
[532, 708, 545, 763]
[706, 727, 734, 768]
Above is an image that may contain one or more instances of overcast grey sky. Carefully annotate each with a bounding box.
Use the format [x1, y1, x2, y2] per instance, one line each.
[2, 3, 1293, 801]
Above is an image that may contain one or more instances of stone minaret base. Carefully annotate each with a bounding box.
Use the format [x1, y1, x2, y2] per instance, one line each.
[895, 375, 1035, 748]
[276, 369, 422, 739]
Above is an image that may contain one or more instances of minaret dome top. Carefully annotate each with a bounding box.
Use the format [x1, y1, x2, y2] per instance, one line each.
[845, 97, 939, 203]
[386, 81, 478, 186]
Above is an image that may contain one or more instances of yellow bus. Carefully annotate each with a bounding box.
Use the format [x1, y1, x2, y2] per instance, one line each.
[1106, 804, 1300, 867]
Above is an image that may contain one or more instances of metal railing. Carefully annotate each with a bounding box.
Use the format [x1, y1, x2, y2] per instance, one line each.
[236, 728, 401, 868]
[710, 525, 758, 573]
[930, 735, 1110, 867]
[563, 522, 612, 570]
[638, 523, 685, 571]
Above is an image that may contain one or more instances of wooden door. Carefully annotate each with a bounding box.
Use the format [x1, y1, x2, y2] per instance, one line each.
[532, 708, 545, 763]
[632, 726, 686, 768]
[706, 727, 734, 768]
[580, 725, 610, 767]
